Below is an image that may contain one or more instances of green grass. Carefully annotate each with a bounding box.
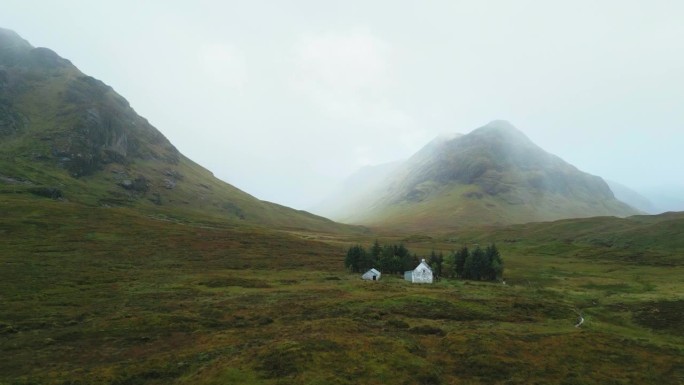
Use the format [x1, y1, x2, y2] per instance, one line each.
[1, 195, 684, 384]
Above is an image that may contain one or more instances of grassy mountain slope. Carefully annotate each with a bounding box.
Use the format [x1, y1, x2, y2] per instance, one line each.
[0, 28, 355, 232]
[325, 121, 638, 231]
[418, 211, 684, 266]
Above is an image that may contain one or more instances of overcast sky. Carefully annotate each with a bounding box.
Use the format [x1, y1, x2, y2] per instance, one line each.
[3, 1, 683, 210]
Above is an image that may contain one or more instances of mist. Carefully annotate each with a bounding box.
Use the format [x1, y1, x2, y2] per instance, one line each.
[2, 0, 683, 212]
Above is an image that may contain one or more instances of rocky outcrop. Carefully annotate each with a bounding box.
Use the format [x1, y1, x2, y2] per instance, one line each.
[47, 76, 180, 177]
[2, 27, 180, 177]
[0, 100, 24, 136]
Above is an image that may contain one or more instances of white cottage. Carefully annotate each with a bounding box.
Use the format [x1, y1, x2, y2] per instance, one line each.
[404, 259, 433, 283]
[362, 268, 381, 281]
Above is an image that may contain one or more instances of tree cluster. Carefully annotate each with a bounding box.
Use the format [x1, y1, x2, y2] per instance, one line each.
[345, 241, 503, 282]
[344, 241, 419, 275]
[428, 250, 444, 279]
[451, 244, 503, 281]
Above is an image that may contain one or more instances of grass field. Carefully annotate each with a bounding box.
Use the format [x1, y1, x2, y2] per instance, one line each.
[1, 195, 683, 384]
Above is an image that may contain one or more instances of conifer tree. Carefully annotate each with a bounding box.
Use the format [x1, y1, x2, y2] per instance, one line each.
[428, 250, 443, 280]
[371, 240, 382, 260]
[379, 245, 394, 273]
[485, 243, 503, 280]
[470, 246, 487, 280]
[438, 251, 445, 278]
[454, 246, 468, 278]
[344, 245, 367, 273]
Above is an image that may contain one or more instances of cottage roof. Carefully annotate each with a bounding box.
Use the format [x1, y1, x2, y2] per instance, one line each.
[415, 259, 432, 271]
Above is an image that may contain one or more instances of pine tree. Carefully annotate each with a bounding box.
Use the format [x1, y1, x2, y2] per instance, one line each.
[463, 251, 473, 280]
[470, 246, 487, 280]
[396, 244, 409, 258]
[428, 250, 443, 280]
[344, 245, 367, 273]
[398, 251, 414, 274]
[485, 243, 503, 280]
[371, 240, 382, 260]
[444, 251, 455, 278]
[454, 246, 468, 278]
[438, 251, 445, 279]
[379, 245, 396, 274]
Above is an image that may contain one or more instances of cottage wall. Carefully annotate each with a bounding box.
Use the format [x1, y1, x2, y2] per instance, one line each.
[411, 260, 433, 283]
[362, 268, 381, 280]
[412, 267, 433, 283]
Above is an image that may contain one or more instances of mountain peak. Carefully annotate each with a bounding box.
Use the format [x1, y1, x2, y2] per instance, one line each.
[0, 28, 72, 69]
[473, 120, 527, 138]
[483, 119, 516, 130]
[464, 120, 535, 150]
[318, 121, 638, 230]
[0, 28, 355, 233]
[0, 28, 31, 50]
[0, 27, 24, 42]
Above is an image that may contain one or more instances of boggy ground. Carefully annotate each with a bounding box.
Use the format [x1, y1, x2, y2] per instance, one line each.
[1, 196, 683, 384]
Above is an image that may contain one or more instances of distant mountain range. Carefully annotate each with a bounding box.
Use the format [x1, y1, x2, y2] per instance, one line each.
[1, 27, 664, 234]
[637, 186, 684, 214]
[605, 180, 657, 214]
[0, 28, 356, 232]
[313, 120, 639, 231]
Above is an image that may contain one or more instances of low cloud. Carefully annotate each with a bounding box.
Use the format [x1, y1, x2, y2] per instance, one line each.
[288, 28, 426, 159]
[291, 28, 389, 96]
[198, 42, 247, 89]
[289, 28, 397, 121]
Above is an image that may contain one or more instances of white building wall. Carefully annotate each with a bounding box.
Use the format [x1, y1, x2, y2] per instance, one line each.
[362, 268, 381, 280]
[411, 260, 433, 283]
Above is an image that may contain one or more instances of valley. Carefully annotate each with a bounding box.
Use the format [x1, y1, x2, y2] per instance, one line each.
[2, 26, 683, 385]
[1, 195, 683, 384]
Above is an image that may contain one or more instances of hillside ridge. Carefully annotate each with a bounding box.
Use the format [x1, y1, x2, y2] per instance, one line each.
[0, 28, 358, 233]
[315, 121, 638, 230]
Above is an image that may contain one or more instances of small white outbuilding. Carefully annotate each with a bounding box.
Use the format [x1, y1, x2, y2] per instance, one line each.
[362, 268, 381, 281]
[404, 259, 433, 283]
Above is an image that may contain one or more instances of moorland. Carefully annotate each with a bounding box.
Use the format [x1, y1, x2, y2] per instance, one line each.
[2, 194, 683, 384]
[1, 26, 683, 385]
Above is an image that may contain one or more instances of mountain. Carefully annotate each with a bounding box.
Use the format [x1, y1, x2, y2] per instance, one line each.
[317, 120, 639, 230]
[310, 161, 402, 220]
[0, 28, 356, 232]
[605, 180, 656, 214]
